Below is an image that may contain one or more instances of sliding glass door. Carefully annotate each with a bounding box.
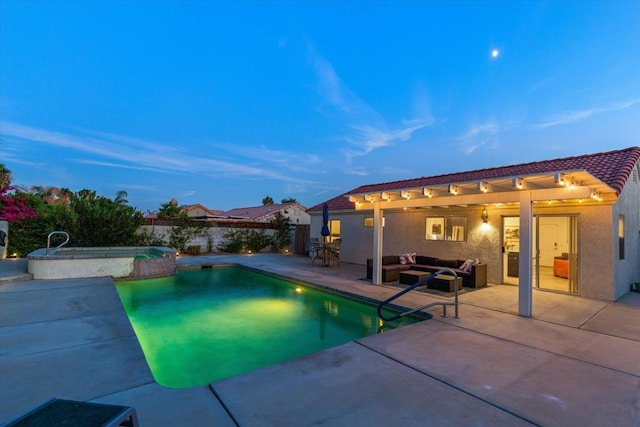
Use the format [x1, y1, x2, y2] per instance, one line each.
[503, 215, 579, 294]
[533, 215, 578, 293]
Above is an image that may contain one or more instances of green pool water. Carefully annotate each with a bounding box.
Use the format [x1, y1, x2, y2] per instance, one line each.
[115, 266, 418, 388]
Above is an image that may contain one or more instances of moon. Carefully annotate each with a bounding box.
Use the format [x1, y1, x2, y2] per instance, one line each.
[492, 49, 499, 58]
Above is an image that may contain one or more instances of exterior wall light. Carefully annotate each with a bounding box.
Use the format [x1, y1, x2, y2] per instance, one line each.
[590, 189, 603, 201]
[555, 172, 567, 186]
[448, 185, 458, 195]
[481, 208, 489, 224]
[423, 188, 433, 197]
[513, 177, 524, 189]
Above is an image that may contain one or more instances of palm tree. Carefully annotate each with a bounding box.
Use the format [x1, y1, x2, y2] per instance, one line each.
[114, 190, 129, 205]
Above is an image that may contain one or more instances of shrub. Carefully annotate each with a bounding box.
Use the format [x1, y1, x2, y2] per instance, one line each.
[167, 221, 207, 252]
[245, 230, 272, 253]
[217, 230, 244, 253]
[217, 229, 272, 253]
[270, 211, 292, 251]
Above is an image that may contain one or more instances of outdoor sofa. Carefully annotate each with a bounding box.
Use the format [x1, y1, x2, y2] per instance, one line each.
[366, 255, 487, 288]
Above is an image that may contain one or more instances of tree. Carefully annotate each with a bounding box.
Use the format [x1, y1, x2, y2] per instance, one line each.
[157, 198, 186, 219]
[270, 210, 292, 251]
[114, 190, 129, 205]
[4, 186, 143, 256]
[66, 189, 143, 247]
[262, 196, 274, 205]
[0, 163, 11, 189]
[281, 197, 297, 204]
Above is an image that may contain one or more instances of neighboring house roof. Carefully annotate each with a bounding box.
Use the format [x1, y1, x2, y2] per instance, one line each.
[308, 146, 640, 212]
[183, 204, 224, 217]
[221, 202, 305, 221]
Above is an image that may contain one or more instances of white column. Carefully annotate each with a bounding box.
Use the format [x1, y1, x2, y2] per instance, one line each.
[518, 191, 533, 317]
[372, 203, 383, 285]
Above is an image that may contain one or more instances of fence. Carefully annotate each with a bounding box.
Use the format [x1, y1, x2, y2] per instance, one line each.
[139, 218, 298, 254]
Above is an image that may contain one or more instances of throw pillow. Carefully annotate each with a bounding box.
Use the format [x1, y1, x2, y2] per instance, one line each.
[407, 252, 416, 264]
[399, 254, 409, 264]
[460, 259, 474, 272]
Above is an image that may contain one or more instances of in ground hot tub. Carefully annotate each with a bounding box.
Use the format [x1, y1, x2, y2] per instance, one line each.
[27, 246, 176, 280]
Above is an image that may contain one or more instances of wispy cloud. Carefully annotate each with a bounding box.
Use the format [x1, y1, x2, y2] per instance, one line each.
[457, 123, 500, 154]
[529, 76, 555, 93]
[283, 183, 306, 195]
[343, 166, 369, 176]
[342, 122, 428, 162]
[458, 123, 499, 141]
[0, 120, 314, 184]
[118, 183, 160, 192]
[75, 159, 169, 174]
[308, 45, 431, 162]
[215, 143, 322, 173]
[532, 100, 638, 129]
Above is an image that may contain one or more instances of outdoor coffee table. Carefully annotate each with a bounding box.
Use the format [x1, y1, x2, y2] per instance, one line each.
[428, 274, 461, 292]
[398, 270, 429, 285]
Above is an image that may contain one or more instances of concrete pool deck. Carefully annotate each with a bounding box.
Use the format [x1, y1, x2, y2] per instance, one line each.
[1, 254, 639, 425]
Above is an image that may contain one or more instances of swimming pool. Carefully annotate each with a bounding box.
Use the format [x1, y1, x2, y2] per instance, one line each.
[115, 265, 420, 388]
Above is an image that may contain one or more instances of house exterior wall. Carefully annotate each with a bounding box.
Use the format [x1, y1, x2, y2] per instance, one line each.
[577, 204, 614, 300]
[185, 206, 212, 217]
[285, 205, 311, 225]
[310, 191, 638, 302]
[613, 166, 640, 299]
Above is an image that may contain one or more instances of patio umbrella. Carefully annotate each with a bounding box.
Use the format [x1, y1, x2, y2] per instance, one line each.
[321, 202, 330, 240]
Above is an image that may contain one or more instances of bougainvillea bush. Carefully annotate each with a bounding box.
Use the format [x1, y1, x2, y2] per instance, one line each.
[0, 186, 38, 224]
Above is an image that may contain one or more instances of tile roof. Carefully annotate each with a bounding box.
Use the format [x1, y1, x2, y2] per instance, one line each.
[222, 202, 304, 220]
[183, 204, 223, 216]
[308, 146, 640, 212]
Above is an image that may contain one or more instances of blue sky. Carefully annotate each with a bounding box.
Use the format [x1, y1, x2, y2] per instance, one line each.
[1, 1, 638, 213]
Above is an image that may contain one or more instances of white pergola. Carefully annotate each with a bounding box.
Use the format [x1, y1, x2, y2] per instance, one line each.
[346, 170, 613, 317]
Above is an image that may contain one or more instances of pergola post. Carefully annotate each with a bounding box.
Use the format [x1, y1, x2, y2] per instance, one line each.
[518, 191, 533, 317]
[372, 203, 383, 285]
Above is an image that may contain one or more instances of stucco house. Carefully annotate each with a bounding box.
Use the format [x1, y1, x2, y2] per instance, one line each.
[221, 202, 310, 225]
[183, 203, 224, 219]
[308, 146, 640, 316]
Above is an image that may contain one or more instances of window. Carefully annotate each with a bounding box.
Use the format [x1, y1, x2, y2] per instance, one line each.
[363, 217, 385, 227]
[619, 215, 625, 260]
[425, 216, 467, 241]
[328, 219, 341, 243]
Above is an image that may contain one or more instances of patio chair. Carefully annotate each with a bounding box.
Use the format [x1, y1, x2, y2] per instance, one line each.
[326, 239, 341, 267]
[308, 238, 323, 266]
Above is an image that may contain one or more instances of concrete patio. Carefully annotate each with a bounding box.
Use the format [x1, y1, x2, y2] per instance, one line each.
[1, 254, 639, 426]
